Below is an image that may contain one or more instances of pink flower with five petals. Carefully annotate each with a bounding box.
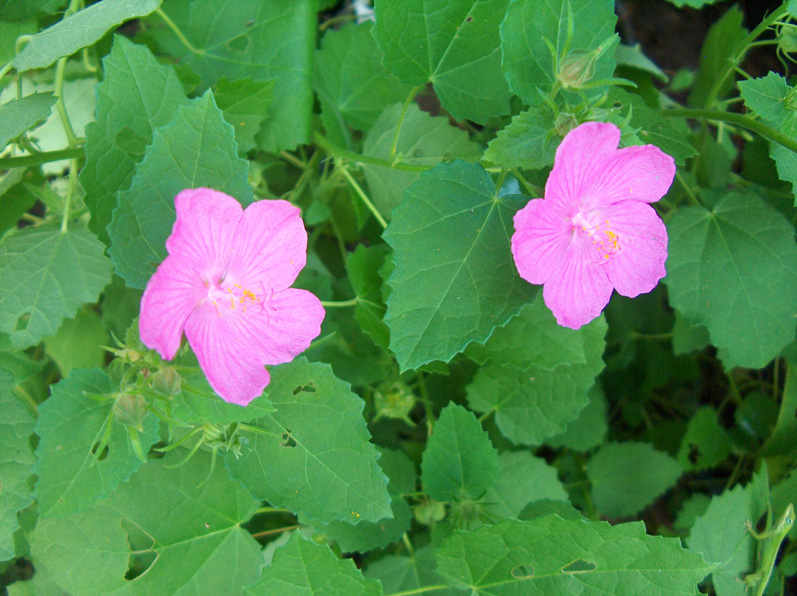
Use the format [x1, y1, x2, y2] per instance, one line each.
[139, 188, 325, 406]
[511, 122, 675, 329]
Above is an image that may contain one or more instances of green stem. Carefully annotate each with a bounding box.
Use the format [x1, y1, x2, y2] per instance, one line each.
[61, 158, 78, 232]
[320, 298, 358, 308]
[390, 85, 423, 160]
[280, 150, 307, 170]
[675, 171, 701, 208]
[338, 163, 388, 229]
[385, 586, 450, 596]
[662, 108, 797, 154]
[313, 131, 430, 172]
[703, 4, 787, 109]
[54, 59, 78, 148]
[493, 168, 508, 195]
[0, 148, 85, 169]
[155, 7, 206, 55]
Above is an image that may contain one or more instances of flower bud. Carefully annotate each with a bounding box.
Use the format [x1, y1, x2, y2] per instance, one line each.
[554, 112, 579, 138]
[113, 393, 147, 432]
[373, 381, 416, 425]
[555, 35, 615, 90]
[150, 366, 182, 396]
[413, 499, 446, 526]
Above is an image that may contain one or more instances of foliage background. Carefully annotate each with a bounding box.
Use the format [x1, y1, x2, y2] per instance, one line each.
[1, 0, 797, 594]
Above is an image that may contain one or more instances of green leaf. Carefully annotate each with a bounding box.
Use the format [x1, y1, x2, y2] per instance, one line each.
[383, 160, 533, 371]
[545, 385, 608, 451]
[500, 0, 617, 103]
[421, 403, 498, 502]
[28, 505, 129, 595]
[314, 22, 414, 132]
[434, 517, 713, 595]
[471, 298, 587, 372]
[687, 469, 769, 596]
[108, 91, 252, 289]
[226, 359, 392, 524]
[614, 43, 667, 82]
[145, 0, 317, 152]
[361, 102, 481, 219]
[688, 6, 746, 108]
[80, 36, 191, 245]
[246, 532, 382, 596]
[0, 0, 65, 22]
[34, 368, 159, 518]
[483, 106, 557, 170]
[664, 0, 724, 7]
[764, 360, 797, 456]
[365, 546, 458, 596]
[0, 173, 36, 236]
[467, 311, 607, 446]
[739, 73, 797, 202]
[13, 0, 162, 71]
[43, 307, 110, 376]
[31, 449, 262, 596]
[0, 93, 56, 148]
[304, 448, 414, 553]
[587, 442, 682, 518]
[373, 0, 511, 123]
[213, 76, 275, 155]
[0, 370, 35, 561]
[483, 451, 567, 519]
[677, 406, 731, 471]
[672, 311, 711, 356]
[347, 243, 390, 350]
[664, 191, 797, 368]
[606, 88, 698, 166]
[0, 225, 113, 349]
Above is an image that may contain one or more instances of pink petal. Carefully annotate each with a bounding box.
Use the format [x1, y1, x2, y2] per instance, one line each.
[583, 144, 675, 208]
[166, 188, 243, 282]
[545, 122, 675, 210]
[139, 256, 206, 360]
[225, 200, 308, 292]
[541, 237, 614, 329]
[545, 122, 622, 208]
[603, 201, 668, 297]
[183, 288, 325, 405]
[512, 198, 571, 285]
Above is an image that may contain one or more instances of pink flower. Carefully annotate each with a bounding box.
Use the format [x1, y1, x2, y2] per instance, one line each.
[139, 188, 325, 406]
[511, 122, 674, 329]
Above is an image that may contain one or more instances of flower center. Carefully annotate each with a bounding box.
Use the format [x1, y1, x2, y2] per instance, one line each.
[207, 281, 262, 314]
[571, 210, 621, 262]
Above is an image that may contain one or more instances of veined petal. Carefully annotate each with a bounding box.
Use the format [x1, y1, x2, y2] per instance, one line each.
[166, 188, 243, 281]
[545, 121, 621, 208]
[582, 144, 675, 208]
[512, 198, 571, 285]
[542, 237, 613, 329]
[183, 288, 325, 405]
[140, 256, 206, 360]
[226, 200, 308, 291]
[603, 201, 668, 297]
[183, 302, 271, 406]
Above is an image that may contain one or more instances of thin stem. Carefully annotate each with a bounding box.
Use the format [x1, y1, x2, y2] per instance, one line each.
[0, 148, 85, 170]
[703, 4, 787, 109]
[511, 168, 543, 197]
[250, 525, 300, 540]
[662, 108, 797, 154]
[675, 171, 701, 208]
[155, 8, 206, 55]
[416, 373, 434, 438]
[493, 168, 508, 195]
[313, 131, 430, 172]
[320, 298, 358, 308]
[254, 506, 293, 516]
[61, 158, 78, 232]
[280, 150, 307, 170]
[0, 61, 13, 83]
[390, 85, 423, 160]
[338, 164, 388, 229]
[53, 58, 78, 147]
[385, 586, 450, 596]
